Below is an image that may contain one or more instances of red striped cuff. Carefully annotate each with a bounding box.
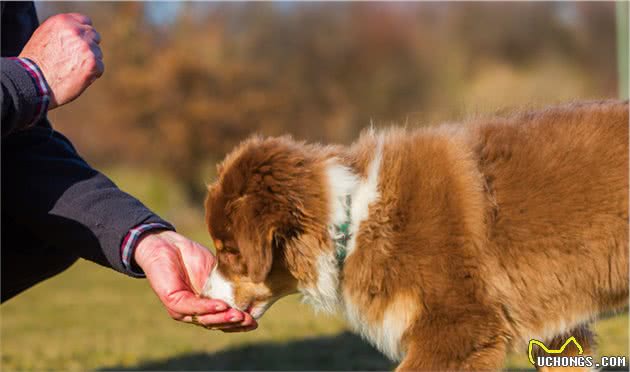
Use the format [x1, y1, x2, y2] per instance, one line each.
[121, 223, 172, 275]
[7, 57, 50, 126]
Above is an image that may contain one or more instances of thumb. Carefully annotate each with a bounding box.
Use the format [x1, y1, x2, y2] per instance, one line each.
[176, 240, 216, 294]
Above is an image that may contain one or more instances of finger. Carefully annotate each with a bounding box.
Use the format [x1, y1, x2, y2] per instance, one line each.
[92, 29, 101, 44]
[94, 58, 104, 78]
[83, 28, 101, 44]
[153, 232, 215, 295]
[238, 312, 257, 328]
[181, 315, 234, 327]
[67, 13, 93, 25]
[90, 44, 103, 60]
[202, 313, 257, 330]
[177, 240, 216, 294]
[189, 308, 244, 326]
[166, 290, 230, 316]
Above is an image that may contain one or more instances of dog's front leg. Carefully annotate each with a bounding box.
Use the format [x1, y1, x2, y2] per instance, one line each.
[395, 314, 508, 371]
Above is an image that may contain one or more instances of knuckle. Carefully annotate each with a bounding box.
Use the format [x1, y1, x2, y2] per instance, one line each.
[84, 59, 97, 72]
[165, 292, 186, 310]
[81, 43, 92, 54]
[69, 13, 89, 23]
[68, 27, 82, 38]
[52, 14, 68, 23]
[46, 16, 65, 30]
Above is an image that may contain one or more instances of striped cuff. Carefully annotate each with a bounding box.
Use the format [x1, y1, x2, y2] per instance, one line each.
[7, 57, 50, 126]
[121, 223, 172, 275]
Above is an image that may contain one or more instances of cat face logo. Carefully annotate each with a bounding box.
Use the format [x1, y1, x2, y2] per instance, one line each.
[528, 336, 584, 365]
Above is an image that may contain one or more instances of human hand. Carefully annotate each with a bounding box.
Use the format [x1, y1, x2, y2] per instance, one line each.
[19, 13, 104, 110]
[134, 230, 258, 332]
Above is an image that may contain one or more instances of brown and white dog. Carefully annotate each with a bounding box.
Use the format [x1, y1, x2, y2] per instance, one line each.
[203, 101, 628, 370]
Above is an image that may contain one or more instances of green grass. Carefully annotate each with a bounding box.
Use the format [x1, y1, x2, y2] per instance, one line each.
[1, 260, 627, 371]
[1, 167, 627, 371]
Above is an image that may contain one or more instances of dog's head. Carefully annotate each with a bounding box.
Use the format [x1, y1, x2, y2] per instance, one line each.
[203, 136, 332, 319]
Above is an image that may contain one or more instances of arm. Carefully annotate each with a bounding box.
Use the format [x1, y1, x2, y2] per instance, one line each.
[1, 126, 171, 275]
[1, 57, 50, 137]
[1, 1, 44, 137]
[2, 9, 257, 331]
[1, 125, 257, 330]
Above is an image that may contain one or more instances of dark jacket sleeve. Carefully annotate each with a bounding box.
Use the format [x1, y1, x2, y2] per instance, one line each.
[1, 57, 44, 137]
[1, 125, 175, 277]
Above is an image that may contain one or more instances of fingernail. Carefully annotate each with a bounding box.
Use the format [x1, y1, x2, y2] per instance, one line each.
[229, 314, 242, 322]
[215, 304, 227, 312]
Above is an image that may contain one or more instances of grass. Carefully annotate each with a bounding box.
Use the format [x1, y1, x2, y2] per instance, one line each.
[1, 167, 628, 371]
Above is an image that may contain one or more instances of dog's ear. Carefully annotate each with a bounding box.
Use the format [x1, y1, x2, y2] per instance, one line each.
[232, 196, 274, 283]
[236, 225, 274, 283]
[204, 183, 219, 232]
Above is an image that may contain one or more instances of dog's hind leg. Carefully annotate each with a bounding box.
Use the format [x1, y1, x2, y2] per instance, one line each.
[532, 324, 596, 372]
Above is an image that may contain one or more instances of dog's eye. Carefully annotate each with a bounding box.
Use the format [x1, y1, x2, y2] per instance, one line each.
[223, 245, 240, 256]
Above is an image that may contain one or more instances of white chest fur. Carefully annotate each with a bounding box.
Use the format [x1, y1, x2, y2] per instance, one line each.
[305, 136, 413, 361]
[342, 292, 417, 361]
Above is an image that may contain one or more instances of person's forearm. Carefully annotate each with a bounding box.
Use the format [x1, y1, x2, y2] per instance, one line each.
[1, 57, 50, 138]
[1, 126, 174, 276]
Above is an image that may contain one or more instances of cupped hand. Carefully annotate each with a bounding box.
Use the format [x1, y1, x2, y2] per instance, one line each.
[19, 13, 104, 110]
[133, 230, 258, 332]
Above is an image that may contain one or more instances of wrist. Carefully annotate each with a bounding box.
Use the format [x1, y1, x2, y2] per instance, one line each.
[18, 52, 57, 109]
[6, 57, 52, 122]
[132, 233, 158, 271]
[121, 223, 173, 275]
[15, 56, 53, 104]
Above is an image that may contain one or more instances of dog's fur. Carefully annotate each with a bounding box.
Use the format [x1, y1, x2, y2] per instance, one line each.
[203, 100, 629, 370]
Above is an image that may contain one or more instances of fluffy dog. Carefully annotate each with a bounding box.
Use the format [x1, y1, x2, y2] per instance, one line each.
[203, 100, 628, 370]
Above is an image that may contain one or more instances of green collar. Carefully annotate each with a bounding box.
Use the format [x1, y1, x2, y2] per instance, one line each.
[332, 195, 352, 267]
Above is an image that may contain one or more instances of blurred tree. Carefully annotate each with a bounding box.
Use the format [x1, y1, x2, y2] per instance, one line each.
[40, 2, 616, 201]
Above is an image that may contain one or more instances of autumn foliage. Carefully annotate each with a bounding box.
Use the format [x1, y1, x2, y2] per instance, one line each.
[42, 2, 618, 200]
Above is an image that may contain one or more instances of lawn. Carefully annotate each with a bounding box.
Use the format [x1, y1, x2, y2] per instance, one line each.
[1, 168, 627, 371]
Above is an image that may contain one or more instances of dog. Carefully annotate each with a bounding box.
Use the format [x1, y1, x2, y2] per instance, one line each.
[203, 100, 628, 370]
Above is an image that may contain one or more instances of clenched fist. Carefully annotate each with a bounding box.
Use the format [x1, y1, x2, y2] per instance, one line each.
[19, 13, 104, 110]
